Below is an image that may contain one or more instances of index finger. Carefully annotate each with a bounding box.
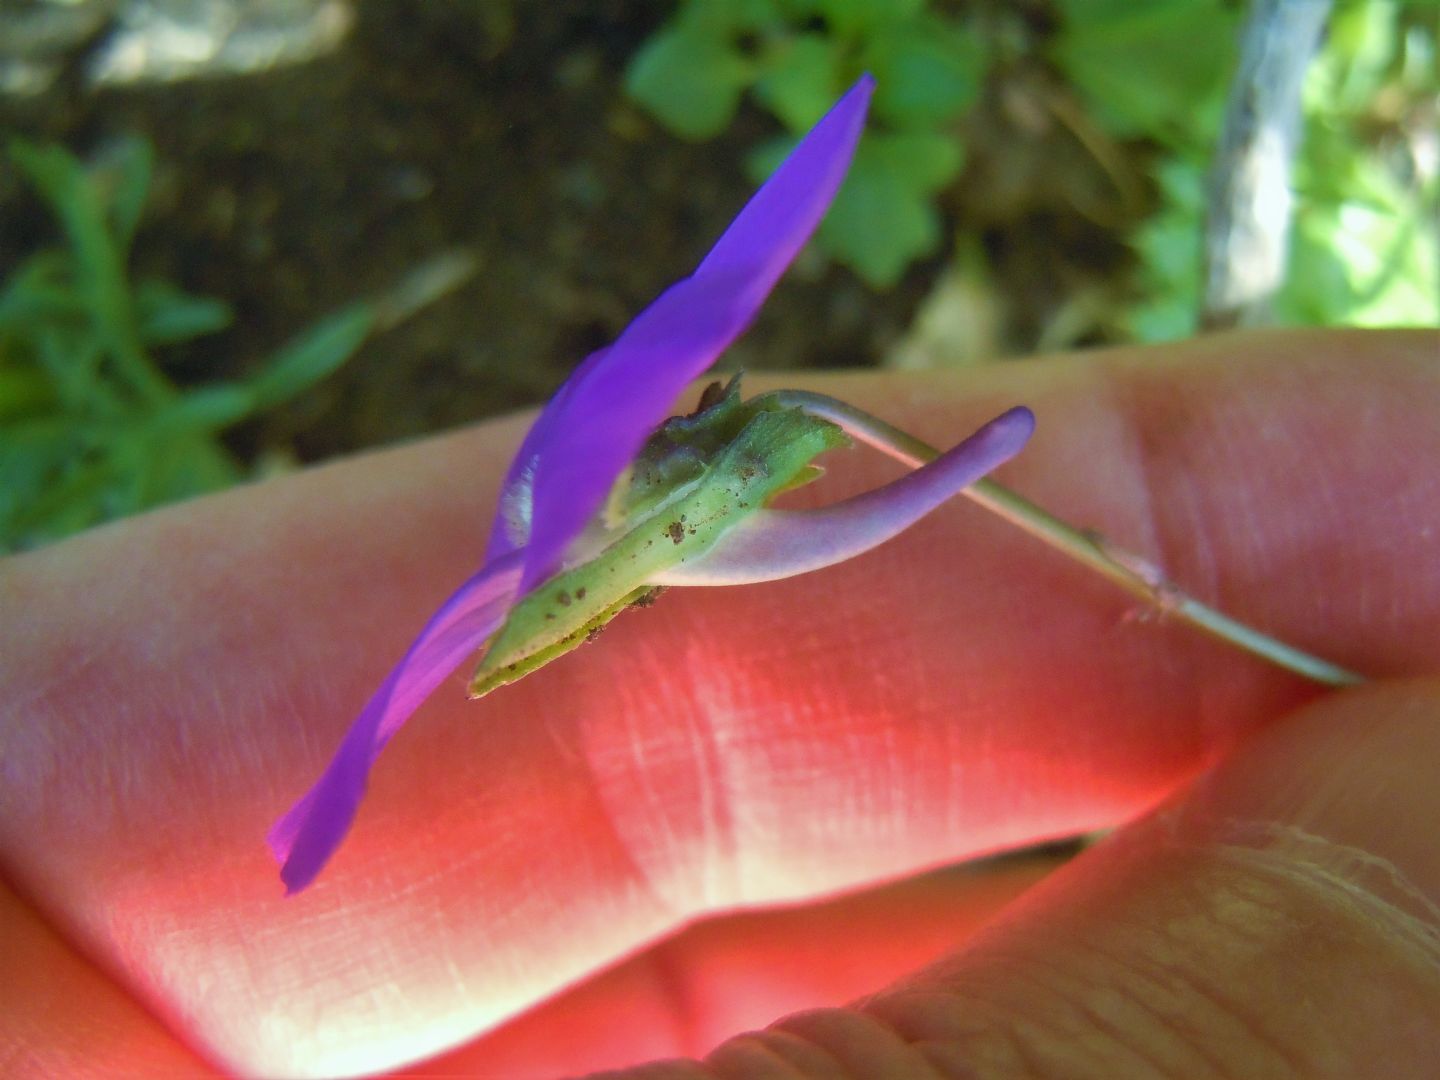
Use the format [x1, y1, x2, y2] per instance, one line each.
[0, 328, 1435, 1076]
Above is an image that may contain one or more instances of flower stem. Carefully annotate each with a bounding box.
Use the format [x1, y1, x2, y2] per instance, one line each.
[774, 390, 1364, 688]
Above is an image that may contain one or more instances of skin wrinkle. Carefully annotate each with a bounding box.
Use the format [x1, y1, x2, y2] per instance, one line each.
[676, 332, 1440, 915]
[1193, 680, 1440, 904]
[685, 622, 809, 906]
[756, 1009, 944, 1080]
[576, 616, 744, 916]
[995, 846, 1289, 1071]
[880, 955, 1226, 1079]
[1115, 924, 1274, 1076]
[967, 951, 1165, 1076]
[0, 878, 217, 1077]
[637, 936, 707, 1069]
[5, 513, 396, 849]
[985, 1009, 1055, 1080]
[683, 684, 743, 910]
[1088, 359, 1176, 597]
[1038, 952, 1215, 1080]
[715, 1029, 845, 1079]
[1271, 363, 1429, 668]
[1096, 362, 1256, 766]
[622, 721, 693, 906]
[1215, 821, 1440, 954]
[1184, 836, 1440, 1070]
[669, 625, 749, 909]
[859, 990, 1006, 1078]
[856, 822, 1440, 1080]
[1050, 911, 1280, 1079]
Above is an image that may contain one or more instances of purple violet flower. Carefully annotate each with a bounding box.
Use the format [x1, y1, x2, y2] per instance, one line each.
[269, 75, 1034, 894]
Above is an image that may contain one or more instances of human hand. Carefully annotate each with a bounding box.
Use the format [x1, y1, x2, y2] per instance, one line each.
[1, 327, 1436, 1078]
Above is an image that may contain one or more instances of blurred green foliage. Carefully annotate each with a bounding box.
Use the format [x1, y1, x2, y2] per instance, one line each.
[627, 0, 1438, 331]
[0, 136, 374, 552]
[628, 0, 981, 286]
[1112, 0, 1439, 338]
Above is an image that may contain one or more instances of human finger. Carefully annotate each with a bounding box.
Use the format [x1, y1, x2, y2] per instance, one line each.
[0, 328, 1434, 1075]
[0, 876, 216, 1077]
[595, 678, 1440, 1079]
[399, 853, 1064, 1077]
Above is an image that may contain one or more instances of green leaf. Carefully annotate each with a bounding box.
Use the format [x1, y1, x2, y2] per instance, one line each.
[873, 129, 965, 192]
[133, 279, 234, 345]
[755, 33, 845, 132]
[99, 135, 155, 255]
[1052, 0, 1238, 146]
[1311, 1, 1399, 113]
[820, 136, 953, 287]
[0, 260, 87, 335]
[35, 324, 111, 415]
[808, 0, 926, 37]
[0, 418, 75, 527]
[246, 302, 373, 411]
[151, 384, 257, 435]
[626, 23, 754, 140]
[863, 15, 984, 128]
[1280, 184, 1439, 327]
[10, 138, 172, 406]
[0, 366, 57, 421]
[142, 431, 242, 502]
[8, 139, 81, 218]
[1124, 157, 1203, 341]
[745, 134, 798, 183]
[2, 449, 118, 550]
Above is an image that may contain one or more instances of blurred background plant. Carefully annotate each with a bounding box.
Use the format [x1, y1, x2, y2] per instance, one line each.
[629, 0, 984, 288]
[0, 128, 476, 552]
[0, 0, 1434, 552]
[0, 134, 376, 550]
[626, 0, 1437, 335]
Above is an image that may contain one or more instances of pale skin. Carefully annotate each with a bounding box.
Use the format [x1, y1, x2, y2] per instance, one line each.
[1, 328, 1437, 1078]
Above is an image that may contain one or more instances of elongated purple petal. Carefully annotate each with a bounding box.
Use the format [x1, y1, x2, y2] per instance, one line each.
[269, 551, 523, 893]
[695, 76, 875, 297]
[484, 346, 611, 562]
[492, 75, 874, 593]
[654, 407, 1035, 586]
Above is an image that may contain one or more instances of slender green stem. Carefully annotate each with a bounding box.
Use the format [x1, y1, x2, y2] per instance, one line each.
[774, 390, 1365, 688]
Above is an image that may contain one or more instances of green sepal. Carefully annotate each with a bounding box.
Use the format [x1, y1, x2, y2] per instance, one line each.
[469, 586, 664, 699]
[470, 385, 848, 696]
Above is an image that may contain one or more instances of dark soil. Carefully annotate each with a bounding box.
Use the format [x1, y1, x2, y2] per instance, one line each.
[0, 0, 1132, 466]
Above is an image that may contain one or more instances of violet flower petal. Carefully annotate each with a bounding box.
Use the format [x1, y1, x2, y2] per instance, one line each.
[653, 407, 1035, 586]
[484, 346, 610, 561]
[269, 551, 523, 893]
[491, 75, 875, 593]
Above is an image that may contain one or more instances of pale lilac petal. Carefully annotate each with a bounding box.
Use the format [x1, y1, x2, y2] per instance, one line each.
[503, 76, 874, 594]
[654, 407, 1035, 586]
[269, 551, 523, 893]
